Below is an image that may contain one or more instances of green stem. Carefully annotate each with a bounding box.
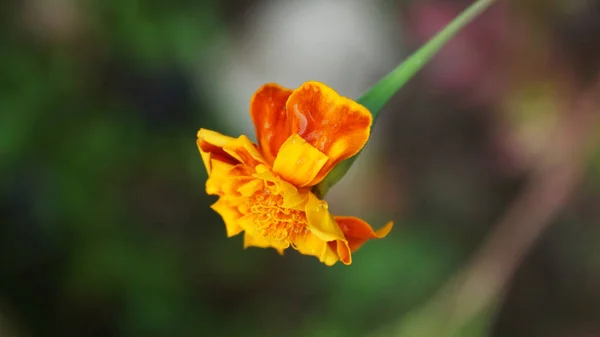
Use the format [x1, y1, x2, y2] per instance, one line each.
[359, 0, 495, 116]
[313, 0, 496, 198]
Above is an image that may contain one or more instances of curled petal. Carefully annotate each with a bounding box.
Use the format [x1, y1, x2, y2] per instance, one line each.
[197, 129, 238, 174]
[250, 83, 294, 165]
[304, 193, 346, 243]
[222, 135, 267, 168]
[197, 130, 254, 197]
[327, 241, 352, 265]
[335, 216, 393, 252]
[272, 134, 329, 187]
[197, 128, 267, 170]
[293, 231, 339, 266]
[286, 82, 372, 185]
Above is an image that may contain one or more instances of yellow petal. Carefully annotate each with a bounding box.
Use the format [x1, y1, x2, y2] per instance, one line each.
[205, 159, 236, 195]
[243, 232, 287, 255]
[279, 183, 309, 210]
[222, 176, 254, 197]
[197, 128, 233, 148]
[197, 129, 238, 174]
[272, 134, 329, 187]
[222, 135, 267, 168]
[211, 198, 244, 237]
[304, 193, 346, 242]
[237, 178, 263, 197]
[197, 128, 268, 171]
[207, 163, 254, 197]
[252, 165, 308, 210]
[293, 231, 339, 266]
[199, 146, 212, 174]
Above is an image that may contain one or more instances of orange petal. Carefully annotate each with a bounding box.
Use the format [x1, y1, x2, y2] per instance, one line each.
[334, 216, 393, 252]
[250, 83, 294, 165]
[328, 240, 352, 265]
[272, 134, 329, 187]
[285, 82, 372, 185]
[211, 198, 244, 237]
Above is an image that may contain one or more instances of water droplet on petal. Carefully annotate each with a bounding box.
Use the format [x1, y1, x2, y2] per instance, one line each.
[293, 105, 308, 134]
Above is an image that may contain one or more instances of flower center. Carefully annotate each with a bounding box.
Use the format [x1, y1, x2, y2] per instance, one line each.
[248, 191, 307, 241]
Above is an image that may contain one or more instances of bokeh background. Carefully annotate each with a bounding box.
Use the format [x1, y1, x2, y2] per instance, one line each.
[2, 0, 600, 336]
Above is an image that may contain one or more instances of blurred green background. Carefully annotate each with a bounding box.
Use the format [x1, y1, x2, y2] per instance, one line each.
[1, 0, 600, 336]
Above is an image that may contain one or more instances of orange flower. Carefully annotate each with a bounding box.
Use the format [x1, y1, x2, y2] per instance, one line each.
[197, 81, 393, 266]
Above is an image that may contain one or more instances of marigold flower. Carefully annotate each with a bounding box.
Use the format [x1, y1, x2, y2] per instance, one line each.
[197, 81, 393, 266]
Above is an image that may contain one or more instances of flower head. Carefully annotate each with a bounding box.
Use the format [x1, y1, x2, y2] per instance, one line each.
[197, 81, 393, 266]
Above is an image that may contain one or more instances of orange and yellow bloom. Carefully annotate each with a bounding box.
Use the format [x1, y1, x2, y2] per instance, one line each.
[197, 81, 392, 266]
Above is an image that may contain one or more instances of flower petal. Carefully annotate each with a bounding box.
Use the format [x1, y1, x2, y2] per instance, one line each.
[334, 216, 393, 251]
[272, 134, 329, 187]
[211, 199, 244, 237]
[222, 135, 267, 168]
[237, 178, 263, 197]
[285, 82, 372, 185]
[293, 231, 339, 266]
[253, 165, 308, 210]
[197, 129, 238, 174]
[219, 165, 255, 197]
[327, 240, 352, 265]
[304, 193, 346, 242]
[197, 129, 255, 197]
[205, 159, 236, 195]
[198, 128, 267, 170]
[243, 232, 287, 255]
[250, 83, 294, 165]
